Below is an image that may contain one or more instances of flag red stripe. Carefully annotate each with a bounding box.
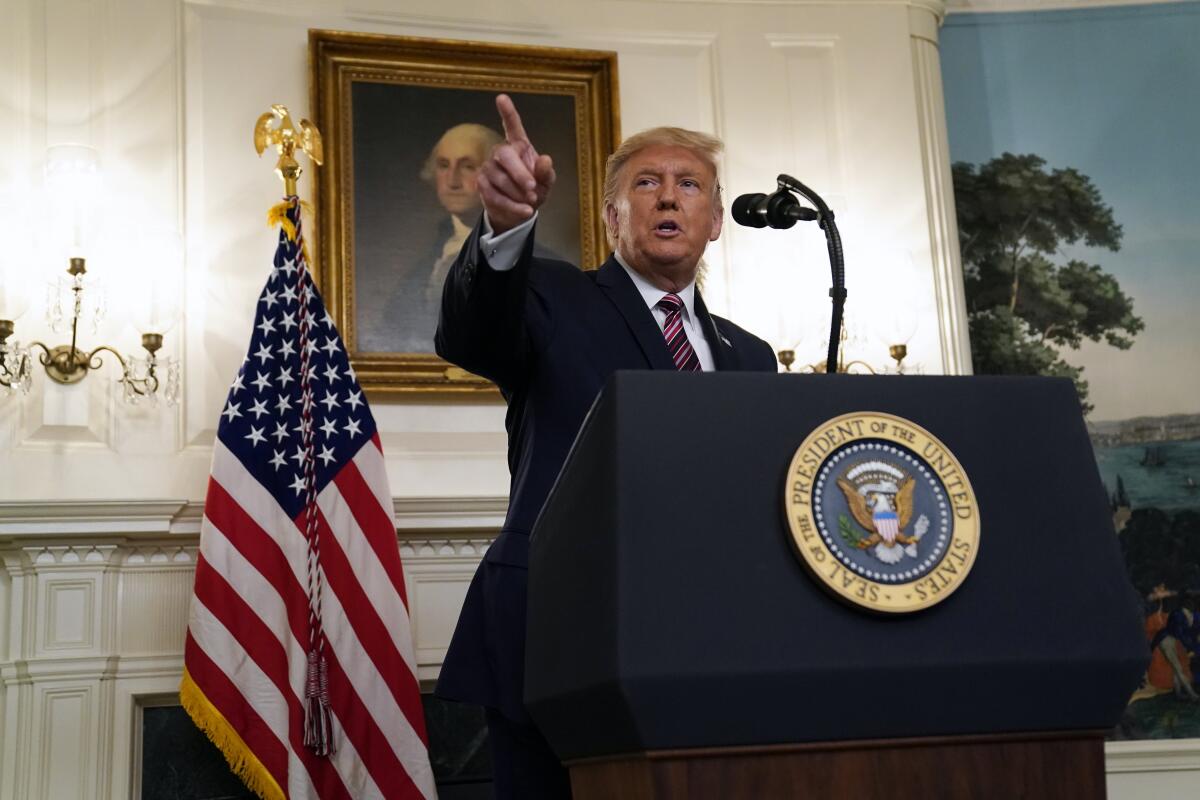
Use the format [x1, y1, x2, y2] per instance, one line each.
[193, 555, 353, 800]
[323, 647, 426, 800]
[183, 632, 291, 791]
[333, 460, 410, 607]
[310, 507, 428, 743]
[204, 478, 311, 636]
[205, 477, 424, 793]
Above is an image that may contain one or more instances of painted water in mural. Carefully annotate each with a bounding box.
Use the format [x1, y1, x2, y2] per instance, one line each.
[1094, 428, 1200, 738]
[941, 3, 1200, 739]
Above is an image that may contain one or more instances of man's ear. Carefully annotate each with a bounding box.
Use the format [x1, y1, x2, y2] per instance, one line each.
[709, 203, 724, 242]
[604, 202, 619, 242]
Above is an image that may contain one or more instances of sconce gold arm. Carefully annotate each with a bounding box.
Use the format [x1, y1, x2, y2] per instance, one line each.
[24, 339, 163, 396]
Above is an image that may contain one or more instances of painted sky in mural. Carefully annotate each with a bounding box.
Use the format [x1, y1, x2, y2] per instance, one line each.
[940, 2, 1200, 423]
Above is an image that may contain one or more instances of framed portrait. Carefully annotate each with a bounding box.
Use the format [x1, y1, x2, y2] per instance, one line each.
[309, 30, 620, 396]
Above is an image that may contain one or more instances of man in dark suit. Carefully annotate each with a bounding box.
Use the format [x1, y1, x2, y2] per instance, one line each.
[433, 94, 777, 798]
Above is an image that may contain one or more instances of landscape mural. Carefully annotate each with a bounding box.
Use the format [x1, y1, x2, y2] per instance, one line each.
[941, 2, 1200, 738]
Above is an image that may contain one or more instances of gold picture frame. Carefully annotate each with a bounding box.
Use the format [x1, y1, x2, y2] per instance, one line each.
[308, 30, 620, 397]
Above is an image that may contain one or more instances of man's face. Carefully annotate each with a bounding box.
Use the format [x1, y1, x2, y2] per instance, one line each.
[604, 144, 723, 287]
[432, 129, 486, 218]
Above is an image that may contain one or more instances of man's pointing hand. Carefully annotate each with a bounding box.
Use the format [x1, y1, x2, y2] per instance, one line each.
[478, 94, 556, 234]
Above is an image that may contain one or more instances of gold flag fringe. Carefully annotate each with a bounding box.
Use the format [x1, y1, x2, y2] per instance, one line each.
[267, 199, 314, 273]
[179, 669, 286, 800]
[267, 201, 297, 241]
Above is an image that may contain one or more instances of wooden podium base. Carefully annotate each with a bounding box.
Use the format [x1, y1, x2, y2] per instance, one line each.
[568, 731, 1107, 799]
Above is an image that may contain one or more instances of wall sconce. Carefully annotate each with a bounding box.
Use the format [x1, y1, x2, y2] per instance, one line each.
[776, 311, 919, 374]
[0, 145, 180, 404]
[776, 250, 923, 375]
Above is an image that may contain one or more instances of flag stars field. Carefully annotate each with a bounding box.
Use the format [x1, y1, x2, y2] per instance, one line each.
[217, 248, 382, 511]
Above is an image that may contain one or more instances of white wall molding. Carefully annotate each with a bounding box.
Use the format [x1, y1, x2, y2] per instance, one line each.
[947, 0, 1183, 13]
[0, 501, 188, 537]
[1105, 739, 1200, 773]
[908, 6, 973, 374]
[640, 0, 946, 14]
[0, 495, 506, 538]
[393, 495, 507, 531]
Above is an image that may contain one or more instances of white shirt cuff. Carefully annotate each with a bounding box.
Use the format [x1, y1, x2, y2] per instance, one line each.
[479, 212, 538, 272]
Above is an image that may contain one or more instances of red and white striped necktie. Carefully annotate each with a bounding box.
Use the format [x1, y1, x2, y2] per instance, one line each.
[656, 293, 702, 372]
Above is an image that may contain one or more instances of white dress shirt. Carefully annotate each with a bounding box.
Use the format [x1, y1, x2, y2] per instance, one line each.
[479, 213, 715, 371]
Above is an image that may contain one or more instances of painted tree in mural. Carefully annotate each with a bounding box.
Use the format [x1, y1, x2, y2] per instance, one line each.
[952, 153, 1144, 415]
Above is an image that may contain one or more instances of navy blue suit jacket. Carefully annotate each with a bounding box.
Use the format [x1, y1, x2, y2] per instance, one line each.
[433, 220, 777, 721]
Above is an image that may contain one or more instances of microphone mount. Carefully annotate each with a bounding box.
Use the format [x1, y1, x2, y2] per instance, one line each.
[735, 175, 846, 375]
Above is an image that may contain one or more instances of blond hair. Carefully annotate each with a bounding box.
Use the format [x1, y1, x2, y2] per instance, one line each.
[602, 127, 724, 248]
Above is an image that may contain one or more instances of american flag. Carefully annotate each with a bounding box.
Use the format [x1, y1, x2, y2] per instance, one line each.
[181, 198, 435, 799]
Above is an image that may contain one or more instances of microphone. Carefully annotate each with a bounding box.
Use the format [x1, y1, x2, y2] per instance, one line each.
[733, 174, 845, 375]
[731, 190, 818, 229]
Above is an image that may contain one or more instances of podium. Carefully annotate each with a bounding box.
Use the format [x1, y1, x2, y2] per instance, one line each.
[525, 372, 1148, 799]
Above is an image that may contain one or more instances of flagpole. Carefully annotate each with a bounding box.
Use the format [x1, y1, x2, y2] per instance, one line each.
[256, 106, 335, 756]
[182, 105, 433, 799]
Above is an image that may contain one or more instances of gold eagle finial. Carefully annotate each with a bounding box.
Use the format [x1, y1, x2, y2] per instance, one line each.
[254, 104, 323, 195]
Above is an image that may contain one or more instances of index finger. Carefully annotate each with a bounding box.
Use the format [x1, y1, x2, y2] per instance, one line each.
[496, 94, 530, 145]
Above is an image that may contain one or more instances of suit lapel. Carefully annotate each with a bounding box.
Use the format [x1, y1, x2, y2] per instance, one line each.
[694, 291, 740, 371]
[595, 257, 676, 370]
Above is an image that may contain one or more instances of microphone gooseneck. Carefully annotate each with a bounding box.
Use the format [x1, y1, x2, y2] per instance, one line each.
[732, 175, 846, 374]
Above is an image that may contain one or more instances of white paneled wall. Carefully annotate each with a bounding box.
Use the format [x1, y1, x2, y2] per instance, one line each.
[2, 0, 1191, 797]
[0, 500, 503, 799]
[1, 0, 973, 504]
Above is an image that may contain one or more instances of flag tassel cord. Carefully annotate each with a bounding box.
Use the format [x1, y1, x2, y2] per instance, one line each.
[273, 195, 337, 757]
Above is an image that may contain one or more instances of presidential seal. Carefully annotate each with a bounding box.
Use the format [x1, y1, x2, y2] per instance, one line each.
[783, 412, 980, 614]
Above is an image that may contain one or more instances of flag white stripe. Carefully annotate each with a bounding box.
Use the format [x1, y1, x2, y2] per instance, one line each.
[188, 598, 316, 800]
[210, 438, 310, 585]
[208, 440, 433, 798]
[198, 515, 388, 800]
[351, 442, 401, 545]
[316, 480, 418, 675]
[317, 561, 436, 798]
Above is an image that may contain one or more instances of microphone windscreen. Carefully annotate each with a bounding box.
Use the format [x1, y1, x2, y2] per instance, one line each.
[731, 193, 768, 228]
